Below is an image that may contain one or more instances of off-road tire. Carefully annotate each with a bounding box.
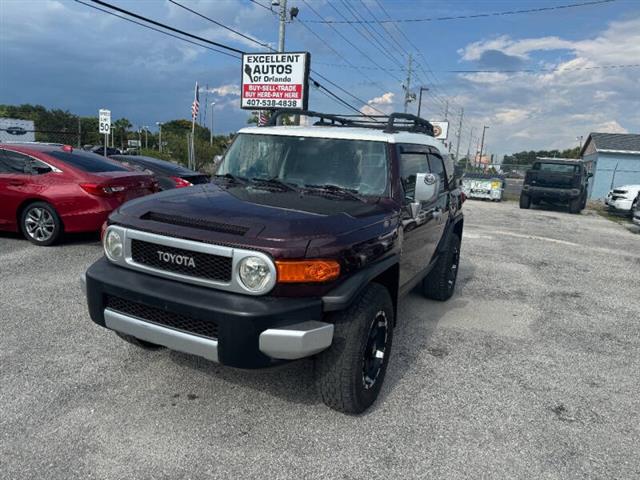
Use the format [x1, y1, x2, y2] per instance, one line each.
[568, 196, 582, 214]
[316, 283, 394, 414]
[20, 201, 63, 246]
[115, 331, 164, 350]
[519, 194, 531, 209]
[422, 233, 461, 301]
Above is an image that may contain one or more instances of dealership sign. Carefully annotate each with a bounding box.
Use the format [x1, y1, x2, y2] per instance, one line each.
[430, 121, 449, 140]
[241, 52, 310, 110]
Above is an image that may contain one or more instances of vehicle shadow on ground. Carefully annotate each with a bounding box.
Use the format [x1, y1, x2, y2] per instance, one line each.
[169, 350, 319, 406]
[168, 262, 477, 413]
[529, 202, 575, 214]
[374, 262, 476, 410]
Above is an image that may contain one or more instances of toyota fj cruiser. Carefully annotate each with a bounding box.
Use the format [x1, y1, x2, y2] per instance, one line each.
[83, 111, 464, 414]
[520, 158, 592, 213]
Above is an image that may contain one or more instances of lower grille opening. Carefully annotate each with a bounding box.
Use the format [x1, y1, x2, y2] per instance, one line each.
[106, 295, 218, 339]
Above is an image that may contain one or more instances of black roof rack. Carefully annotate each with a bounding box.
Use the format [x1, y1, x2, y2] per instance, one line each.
[265, 110, 434, 136]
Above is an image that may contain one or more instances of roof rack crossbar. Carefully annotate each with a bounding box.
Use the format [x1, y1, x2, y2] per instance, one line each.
[264, 110, 434, 136]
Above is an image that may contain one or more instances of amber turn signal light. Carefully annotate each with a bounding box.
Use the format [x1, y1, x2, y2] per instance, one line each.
[276, 259, 340, 283]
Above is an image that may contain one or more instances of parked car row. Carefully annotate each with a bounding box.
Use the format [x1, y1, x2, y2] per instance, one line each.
[0, 143, 208, 245]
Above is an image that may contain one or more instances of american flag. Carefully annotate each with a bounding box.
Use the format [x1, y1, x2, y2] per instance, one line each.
[191, 82, 200, 120]
[258, 110, 269, 126]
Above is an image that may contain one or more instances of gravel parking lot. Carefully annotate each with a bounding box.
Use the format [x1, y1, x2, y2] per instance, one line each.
[1, 201, 639, 479]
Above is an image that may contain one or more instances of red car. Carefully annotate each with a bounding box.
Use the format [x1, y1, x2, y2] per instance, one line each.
[0, 143, 158, 246]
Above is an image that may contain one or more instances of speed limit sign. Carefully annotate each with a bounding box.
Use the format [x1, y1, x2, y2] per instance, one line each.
[99, 109, 111, 134]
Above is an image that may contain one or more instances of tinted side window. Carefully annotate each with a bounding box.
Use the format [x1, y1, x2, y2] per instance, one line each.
[399, 152, 429, 201]
[0, 150, 30, 174]
[428, 154, 447, 190]
[47, 150, 128, 172]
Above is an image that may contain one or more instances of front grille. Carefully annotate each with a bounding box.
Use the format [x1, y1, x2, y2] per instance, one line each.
[131, 239, 232, 282]
[141, 211, 248, 236]
[106, 295, 219, 339]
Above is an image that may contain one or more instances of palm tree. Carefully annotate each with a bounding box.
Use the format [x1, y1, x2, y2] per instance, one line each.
[113, 118, 132, 149]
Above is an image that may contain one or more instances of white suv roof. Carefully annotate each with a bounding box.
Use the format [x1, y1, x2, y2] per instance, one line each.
[238, 125, 445, 152]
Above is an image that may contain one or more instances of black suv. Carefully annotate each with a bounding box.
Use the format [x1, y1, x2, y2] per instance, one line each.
[83, 112, 464, 413]
[520, 158, 592, 213]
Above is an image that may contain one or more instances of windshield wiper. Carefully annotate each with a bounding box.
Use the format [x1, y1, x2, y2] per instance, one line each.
[251, 177, 299, 192]
[303, 184, 365, 202]
[213, 173, 248, 184]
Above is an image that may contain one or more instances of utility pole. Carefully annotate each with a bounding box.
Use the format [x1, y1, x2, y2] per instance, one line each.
[403, 53, 413, 114]
[156, 122, 163, 152]
[417, 87, 428, 118]
[466, 126, 474, 169]
[143, 126, 149, 150]
[577, 135, 584, 151]
[455, 108, 464, 162]
[209, 102, 216, 145]
[479, 125, 489, 169]
[278, 0, 287, 53]
[77, 117, 82, 148]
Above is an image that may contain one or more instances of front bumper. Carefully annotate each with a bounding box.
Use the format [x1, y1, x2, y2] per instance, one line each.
[605, 197, 633, 212]
[523, 185, 581, 199]
[84, 258, 332, 368]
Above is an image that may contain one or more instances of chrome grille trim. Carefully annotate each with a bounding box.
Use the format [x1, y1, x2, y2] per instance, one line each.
[105, 225, 277, 295]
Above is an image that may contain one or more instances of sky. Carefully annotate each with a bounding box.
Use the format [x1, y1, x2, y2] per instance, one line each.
[1, 0, 639, 158]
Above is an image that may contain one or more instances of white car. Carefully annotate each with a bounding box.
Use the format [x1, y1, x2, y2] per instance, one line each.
[605, 185, 640, 213]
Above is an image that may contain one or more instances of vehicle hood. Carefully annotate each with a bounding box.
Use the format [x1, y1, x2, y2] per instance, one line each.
[611, 185, 640, 192]
[110, 183, 394, 253]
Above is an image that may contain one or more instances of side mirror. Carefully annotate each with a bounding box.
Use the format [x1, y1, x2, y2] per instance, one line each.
[415, 172, 439, 203]
[408, 173, 439, 220]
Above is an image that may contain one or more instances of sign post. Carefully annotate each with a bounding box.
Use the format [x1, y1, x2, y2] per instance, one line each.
[98, 109, 111, 157]
[240, 52, 310, 113]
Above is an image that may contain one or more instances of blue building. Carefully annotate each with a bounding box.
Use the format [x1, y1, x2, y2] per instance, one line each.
[580, 132, 640, 199]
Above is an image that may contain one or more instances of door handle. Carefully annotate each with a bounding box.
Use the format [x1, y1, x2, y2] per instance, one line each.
[9, 181, 25, 186]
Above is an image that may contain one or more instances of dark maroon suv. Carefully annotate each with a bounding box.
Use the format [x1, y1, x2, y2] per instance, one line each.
[83, 112, 464, 413]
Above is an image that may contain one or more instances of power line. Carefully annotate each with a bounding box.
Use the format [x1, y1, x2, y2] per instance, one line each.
[304, 0, 616, 24]
[168, 0, 272, 50]
[87, 0, 244, 54]
[300, 0, 404, 84]
[77, 0, 369, 116]
[449, 63, 640, 73]
[74, 0, 241, 59]
[167, 0, 386, 114]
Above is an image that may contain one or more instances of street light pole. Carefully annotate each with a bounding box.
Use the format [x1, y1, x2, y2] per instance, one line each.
[156, 122, 163, 152]
[417, 87, 429, 118]
[209, 102, 216, 145]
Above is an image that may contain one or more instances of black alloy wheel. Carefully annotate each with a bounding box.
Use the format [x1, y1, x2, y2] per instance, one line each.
[362, 310, 389, 390]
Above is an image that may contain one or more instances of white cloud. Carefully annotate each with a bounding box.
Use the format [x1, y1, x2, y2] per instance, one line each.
[203, 84, 241, 97]
[361, 92, 396, 115]
[453, 16, 640, 155]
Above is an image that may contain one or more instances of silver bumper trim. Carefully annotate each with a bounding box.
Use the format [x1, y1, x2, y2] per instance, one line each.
[259, 321, 334, 360]
[104, 309, 219, 362]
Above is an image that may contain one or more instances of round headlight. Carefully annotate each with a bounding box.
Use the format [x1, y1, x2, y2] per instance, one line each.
[238, 256, 272, 292]
[104, 229, 123, 262]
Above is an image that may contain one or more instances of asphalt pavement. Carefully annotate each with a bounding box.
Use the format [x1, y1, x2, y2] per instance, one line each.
[1, 201, 639, 479]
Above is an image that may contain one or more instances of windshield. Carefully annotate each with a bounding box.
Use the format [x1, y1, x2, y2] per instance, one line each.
[218, 133, 389, 196]
[533, 162, 579, 174]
